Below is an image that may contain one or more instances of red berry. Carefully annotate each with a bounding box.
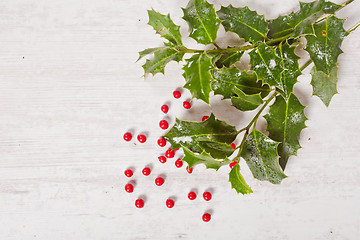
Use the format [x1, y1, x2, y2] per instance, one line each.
[159, 120, 169, 130]
[183, 101, 191, 109]
[166, 199, 175, 208]
[124, 169, 133, 177]
[125, 183, 133, 193]
[202, 116, 209, 121]
[161, 104, 169, 113]
[137, 134, 146, 143]
[158, 156, 167, 163]
[203, 192, 212, 201]
[157, 138, 166, 147]
[175, 159, 183, 168]
[155, 177, 164, 186]
[188, 191, 196, 200]
[229, 161, 237, 169]
[186, 166, 193, 174]
[123, 132, 132, 142]
[135, 199, 144, 208]
[142, 167, 151, 176]
[165, 149, 175, 158]
[230, 143, 236, 149]
[173, 90, 181, 99]
[202, 213, 211, 222]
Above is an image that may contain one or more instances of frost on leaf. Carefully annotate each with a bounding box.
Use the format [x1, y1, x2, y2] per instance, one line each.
[264, 94, 307, 169]
[241, 130, 287, 184]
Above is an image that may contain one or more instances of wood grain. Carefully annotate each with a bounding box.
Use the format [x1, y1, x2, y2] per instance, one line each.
[0, 0, 359, 239]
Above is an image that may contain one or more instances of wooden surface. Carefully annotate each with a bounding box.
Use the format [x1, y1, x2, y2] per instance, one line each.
[0, 0, 359, 239]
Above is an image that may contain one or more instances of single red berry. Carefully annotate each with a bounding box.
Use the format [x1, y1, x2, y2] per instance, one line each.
[188, 191, 196, 200]
[175, 159, 183, 168]
[124, 169, 133, 177]
[173, 90, 181, 99]
[229, 161, 237, 169]
[125, 183, 134, 193]
[137, 134, 146, 143]
[159, 120, 169, 130]
[203, 192, 212, 201]
[157, 138, 166, 147]
[142, 167, 151, 176]
[123, 132, 132, 142]
[158, 156, 167, 163]
[166, 199, 175, 208]
[202, 213, 211, 222]
[155, 177, 164, 186]
[165, 149, 175, 158]
[161, 104, 169, 113]
[202, 116, 209, 121]
[135, 199, 144, 208]
[183, 101, 191, 109]
[186, 166, 193, 174]
[230, 143, 236, 149]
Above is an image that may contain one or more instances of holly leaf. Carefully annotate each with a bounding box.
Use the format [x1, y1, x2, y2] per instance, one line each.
[182, 145, 231, 171]
[289, 0, 341, 37]
[147, 9, 182, 45]
[276, 42, 301, 99]
[267, 16, 294, 39]
[163, 113, 238, 153]
[182, 0, 221, 45]
[217, 5, 268, 43]
[183, 53, 214, 103]
[304, 15, 348, 75]
[137, 47, 166, 62]
[229, 163, 253, 194]
[268, 0, 341, 39]
[214, 51, 244, 68]
[249, 43, 284, 90]
[231, 88, 263, 111]
[142, 46, 184, 75]
[211, 67, 270, 99]
[241, 130, 287, 184]
[198, 140, 234, 159]
[264, 94, 307, 170]
[310, 66, 338, 107]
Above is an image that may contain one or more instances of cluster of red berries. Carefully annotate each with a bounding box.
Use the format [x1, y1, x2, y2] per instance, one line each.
[122, 88, 227, 222]
[124, 168, 170, 208]
[123, 132, 146, 143]
[124, 167, 212, 221]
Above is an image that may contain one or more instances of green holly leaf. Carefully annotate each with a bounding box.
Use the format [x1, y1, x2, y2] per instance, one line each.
[267, 16, 294, 39]
[231, 88, 263, 111]
[264, 94, 307, 170]
[163, 113, 238, 152]
[217, 5, 268, 43]
[268, 0, 341, 39]
[182, 0, 221, 45]
[304, 15, 348, 75]
[310, 66, 338, 107]
[137, 47, 166, 62]
[147, 9, 182, 45]
[276, 42, 301, 99]
[229, 163, 253, 194]
[198, 140, 234, 159]
[183, 53, 214, 103]
[142, 46, 184, 75]
[249, 43, 284, 90]
[211, 67, 270, 99]
[241, 130, 287, 184]
[290, 0, 341, 37]
[214, 51, 244, 68]
[182, 145, 231, 170]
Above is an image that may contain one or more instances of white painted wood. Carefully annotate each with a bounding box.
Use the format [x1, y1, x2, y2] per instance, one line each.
[0, 0, 359, 239]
